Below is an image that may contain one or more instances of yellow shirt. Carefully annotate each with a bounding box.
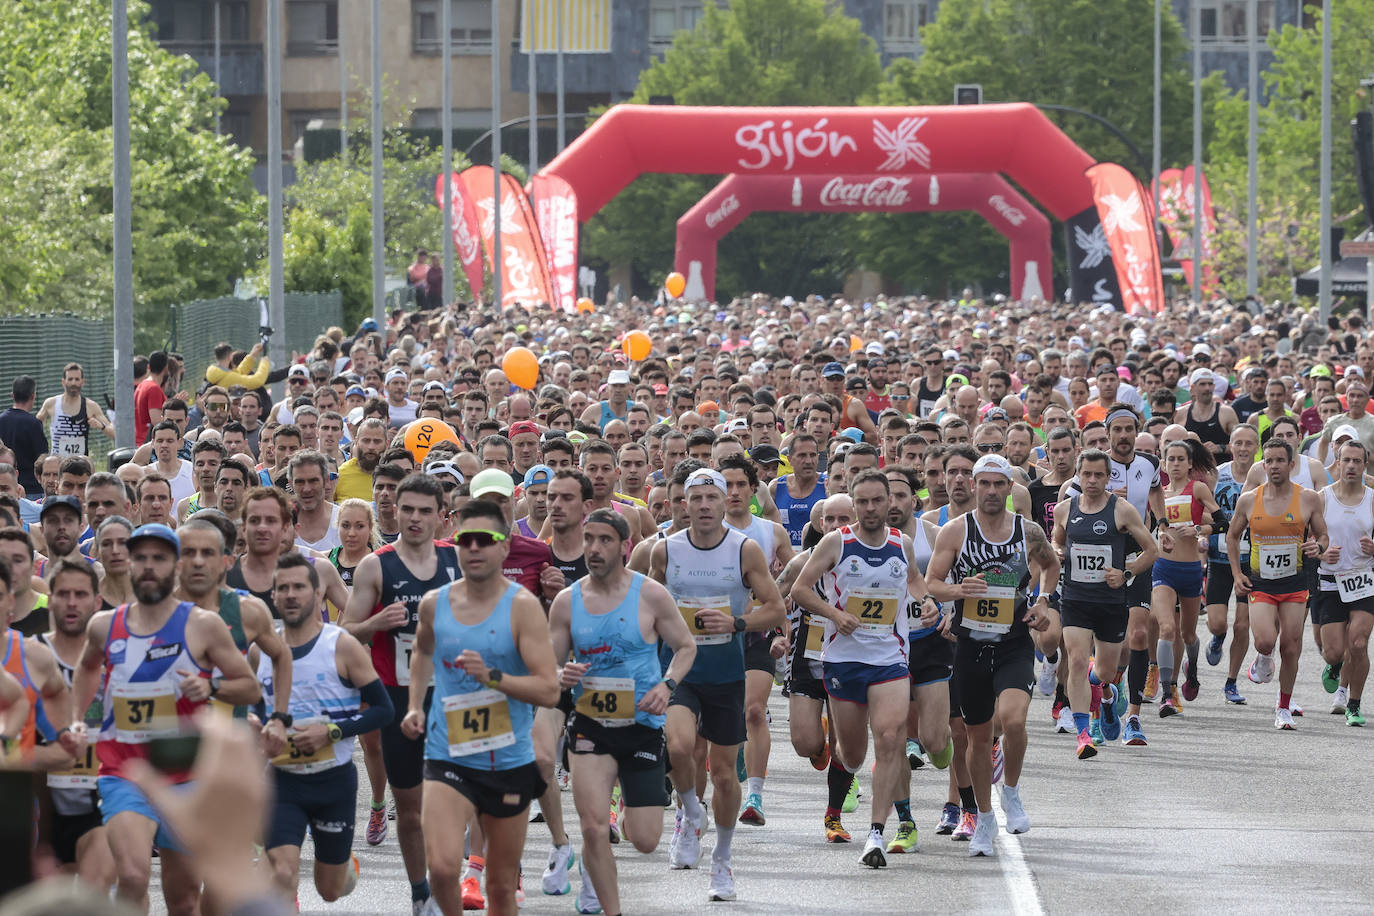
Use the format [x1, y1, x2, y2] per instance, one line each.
[334, 457, 374, 502]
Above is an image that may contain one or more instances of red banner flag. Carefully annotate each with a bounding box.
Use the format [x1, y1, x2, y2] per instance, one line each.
[1180, 165, 1218, 295]
[527, 174, 579, 314]
[433, 172, 485, 301]
[1152, 167, 1187, 259]
[458, 166, 557, 311]
[1085, 162, 1164, 315]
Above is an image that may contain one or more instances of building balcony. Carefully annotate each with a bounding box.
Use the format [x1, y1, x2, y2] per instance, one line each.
[161, 40, 264, 97]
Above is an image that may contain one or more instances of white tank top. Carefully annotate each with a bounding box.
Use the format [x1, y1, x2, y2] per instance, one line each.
[295, 504, 342, 552]
[728, 515, 776, 566]
[51, 397, 89, 457]
[822, 526, 909, 667]
[257, 623, 359, 773]
[1292, 457, 1315, 491]
[1318, 486, 1374, 587]
[663, 527, 752, 619]
[912, 522, 935, 575]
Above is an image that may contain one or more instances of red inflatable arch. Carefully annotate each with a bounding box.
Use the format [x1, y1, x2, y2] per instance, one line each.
[675, 173, 1052, 302]
[541, 103, 1096, 222]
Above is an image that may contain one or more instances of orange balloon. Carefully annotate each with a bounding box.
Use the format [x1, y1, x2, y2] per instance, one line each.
[576, 297, 595, 314]
[403, 420, 460, 463]
[622, 330, 652, 361]
[849, 335, 863, 353]
[502, 346, 540, 390]
[664, 271, 686, 299]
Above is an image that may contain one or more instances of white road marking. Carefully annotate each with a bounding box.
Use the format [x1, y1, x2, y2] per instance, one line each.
[991, 791, 1046, 916]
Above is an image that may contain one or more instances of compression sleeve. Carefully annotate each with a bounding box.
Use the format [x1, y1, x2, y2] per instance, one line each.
[336, 679, 394, 739]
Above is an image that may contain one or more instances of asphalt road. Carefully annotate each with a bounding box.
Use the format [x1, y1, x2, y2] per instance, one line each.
[149, 632, 1374, 915]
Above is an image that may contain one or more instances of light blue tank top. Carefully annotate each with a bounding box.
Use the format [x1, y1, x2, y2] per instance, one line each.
[425, 582, 534, 771]
[569, 574, 665, 730]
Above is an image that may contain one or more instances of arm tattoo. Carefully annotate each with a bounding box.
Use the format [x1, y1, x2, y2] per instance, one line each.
[1025, 522, 1057, 567]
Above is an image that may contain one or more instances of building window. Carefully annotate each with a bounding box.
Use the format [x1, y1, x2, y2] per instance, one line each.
[883, 0, 929, 55]
[151, 0, 250, 43]
[650, 1, 704, 51]
[223, 111, 253, 146]
[289, 110, 338, 145]
[287, 0, 338, 56]
[412, 0, 494, 54]
[1195, 1, 1276, 44]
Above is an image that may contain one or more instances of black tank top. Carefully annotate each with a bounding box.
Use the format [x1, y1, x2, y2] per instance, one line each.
[551, 547, 588, 584]
[1027, 477, 1062, 537]
[1062, 495, 1126, 604]
[916, 380, 944, 418]
[369, 541, 460, 686]
[225, 558, 278, 618]
[1185, 401, 1229, 453]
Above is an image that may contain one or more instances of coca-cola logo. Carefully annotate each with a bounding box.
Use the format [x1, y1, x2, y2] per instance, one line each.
[735, 118, 858, 171]
[988, 194, 1026, 226]
[705, 194, 741, 229]
[818, 176, 912, 208]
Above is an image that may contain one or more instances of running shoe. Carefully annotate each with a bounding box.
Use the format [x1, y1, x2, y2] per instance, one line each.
[1274, 706, 1296, 730]
[1099, 685, 1122, 742]
[708, 861, 736, 901]
[991, 738, 1004, 785]
[936, 803, 959, 835]
[1075, 730, 1098, 760]
[529, 798, 545, 823]
[739, 793, 766, 826]
[1291, 698, 1304, 717]
[366, 803, 388, 846]
[824, 813, 851, 843]
[1089, 715, 1104, 746]
[1159, 684, 1182, 717]
[460, 876, 484, 911]
[541, 843, 575, 896]
[556, 764, 571, 791]
[1055, 706, 1075, 734]
[887, 820, 918, 854]
[1037, 655, 1059, 696]
[860, 829, 888, 868]
[1223, 682, 1247, 705]
[668, 808, 683, 862]
[928, 737, 954, 769]
[417, 896, 442, 916]
[1332, 686, 1350, 715]
[842, 775, 861, 813]
[1000, 785, 1029, 835]
[670, 806, 704, 869]
[1182, 659, 1200, 702]
[343, 854, 360, 897]
[1206, 634, 1224, 667]
[1050, 697, 1066, 723]
[1112, 681, 1128, 718]
[609, 786, 623, 845]
[809, 743, 830, 771]
[906, 738, 926, 770]
[968, 810, 997, 857]
[575, 860, 602, 914]
[1347, 707, 1366, 727]
[735, 746, 747, 784]
[1143, 663, 1160, 702]
[953, 809, 977, 841]
[1249, 652, 1275, 684]
[515, 868, 525, 908]
[388, 797, 397, 821]
[1121, 715, 1148, 746]
[1322, 664, 1341, 694]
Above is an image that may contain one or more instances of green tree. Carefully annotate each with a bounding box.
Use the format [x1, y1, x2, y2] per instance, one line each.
[867, 0, 1211, 295]
[1206, 0, 1374, 302]
[268, 122, 528, 327]
[581, 0, 884, 298]
[0, 0, 262, 350]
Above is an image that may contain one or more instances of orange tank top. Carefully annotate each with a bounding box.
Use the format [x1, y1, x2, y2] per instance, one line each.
[1248, 483, 1305, 586]
[2, 629, 39, 761]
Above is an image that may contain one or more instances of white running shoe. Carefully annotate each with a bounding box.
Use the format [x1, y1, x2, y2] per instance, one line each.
[1332, 686, 1349, 715]
[1055, 706, 1075, 734]
[667, 808, 683, 865]
[1038, 656, 1059, 696]
[707, 860, 736, 901]
[860, 829, 887, 868]
[541, 843, 575, 896]
[575, 860, 602, 914]
[529, 798, 544, 823]
[670, 807, 704, 869]
[1000, 785, 1030, 835]
[1274, 706, 1296, 730]
[968, 810, 997, 857]
[1248, 652, 1275, 684]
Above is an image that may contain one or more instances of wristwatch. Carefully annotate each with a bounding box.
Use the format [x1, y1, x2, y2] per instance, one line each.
[663, 677, 678, 693]
[208, 676, 223, 697]
[733, 616, 747, 633]
[486, 669, 504, 689]
[268, 711, 293, 729]
[327, 723, 343, 743]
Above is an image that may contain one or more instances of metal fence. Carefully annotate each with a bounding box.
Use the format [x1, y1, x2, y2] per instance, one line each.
[0, 313, 116, 410]
[171, 291, 343, 390]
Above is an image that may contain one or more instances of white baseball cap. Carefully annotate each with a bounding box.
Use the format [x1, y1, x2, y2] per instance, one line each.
[607, 369, 631, 385]
[684, 468, 727, 493]
[1334, 424, 1360, 442]
[972, 454, 1013, 479]
[385, 368, 408, 384]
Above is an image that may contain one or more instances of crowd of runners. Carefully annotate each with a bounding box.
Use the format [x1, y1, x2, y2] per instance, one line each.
[1, 291, 1371, 915]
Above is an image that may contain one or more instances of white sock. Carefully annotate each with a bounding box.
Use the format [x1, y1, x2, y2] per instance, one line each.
[713, 825, 734, 863]
[681, 788, 704, 822]
[747, 776, 763, 797]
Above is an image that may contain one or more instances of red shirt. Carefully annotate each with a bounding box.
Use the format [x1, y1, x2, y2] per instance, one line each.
[503, 534, 552, 601]
[134, 378, 166, 445]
